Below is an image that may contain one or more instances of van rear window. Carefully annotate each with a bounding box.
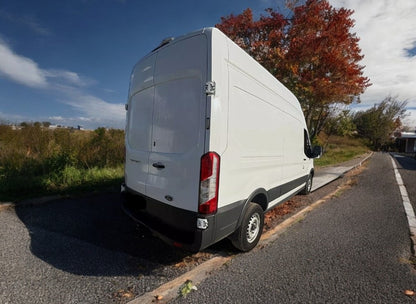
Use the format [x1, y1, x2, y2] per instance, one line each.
[151, 78, 202, 154]
[128, 88, 153, 151]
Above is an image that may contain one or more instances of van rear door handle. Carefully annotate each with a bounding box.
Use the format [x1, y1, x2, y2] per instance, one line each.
[152, 162, 165, 169]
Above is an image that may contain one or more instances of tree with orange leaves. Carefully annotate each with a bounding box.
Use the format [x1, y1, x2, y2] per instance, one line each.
[217, 0, 370, 138]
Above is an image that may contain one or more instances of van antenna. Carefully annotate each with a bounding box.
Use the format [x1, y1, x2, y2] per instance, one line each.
[152, 37, 174, 52]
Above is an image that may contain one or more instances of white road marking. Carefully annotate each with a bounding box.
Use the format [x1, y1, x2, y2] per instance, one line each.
[390, 156, 416, 248]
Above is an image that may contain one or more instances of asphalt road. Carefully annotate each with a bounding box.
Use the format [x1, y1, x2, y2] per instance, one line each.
[1, 153, 416, 303]
[0, 193, 197, 304]
[172, 152, 416, 303]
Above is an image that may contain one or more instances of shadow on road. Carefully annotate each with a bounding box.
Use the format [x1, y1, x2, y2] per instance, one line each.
[14, 192, 198, 276]
[393, 154, 416, 171]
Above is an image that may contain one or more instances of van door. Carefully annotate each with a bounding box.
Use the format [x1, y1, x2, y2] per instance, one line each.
[125, 88, 154, 194]
[146, 35, 208, 212]
[125, 56, 156, 194]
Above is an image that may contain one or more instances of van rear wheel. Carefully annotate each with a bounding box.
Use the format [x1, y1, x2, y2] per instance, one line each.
[230, 203, 264, 252]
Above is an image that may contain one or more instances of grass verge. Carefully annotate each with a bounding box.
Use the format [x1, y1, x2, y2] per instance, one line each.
[314, 135, 370, 167]
[0, 165, 124, 202]
[0, 132, 370, 202]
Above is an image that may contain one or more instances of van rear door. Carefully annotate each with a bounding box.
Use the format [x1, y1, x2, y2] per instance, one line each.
[125, 55, 156, 194]
[146, 34, 208, 212]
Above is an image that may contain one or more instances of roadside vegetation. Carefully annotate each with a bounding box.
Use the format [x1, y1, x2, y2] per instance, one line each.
[314, 96, 407, 167]
[0, 123, 124, 202]
[314, 135, 369, 167]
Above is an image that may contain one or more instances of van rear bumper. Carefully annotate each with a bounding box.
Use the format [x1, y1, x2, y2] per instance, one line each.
[121, 185, 221, 251]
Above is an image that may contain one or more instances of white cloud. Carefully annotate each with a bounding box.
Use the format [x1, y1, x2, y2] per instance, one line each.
[48, 116, 64, 121]
[404, 109, 416, 129]
[63, 94, 125, 127]
[0, 39, 95, 88]
[0, 38, 125, 129]
[330, 0, 416, 126]
[0, 111, 26, 123]
[43, 69, 96, 87]
[0, 39, 48, 88]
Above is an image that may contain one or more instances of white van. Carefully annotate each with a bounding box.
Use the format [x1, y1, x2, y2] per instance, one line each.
[121, 27, 322, 252]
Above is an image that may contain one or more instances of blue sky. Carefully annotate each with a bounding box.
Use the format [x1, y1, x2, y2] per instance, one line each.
[0, 0, 280, 129]
[1, 0, 416, 129]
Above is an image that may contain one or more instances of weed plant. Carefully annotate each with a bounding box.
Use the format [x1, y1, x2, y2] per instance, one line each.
[0, 124, 124, 201]
[314, 134, 369, 167]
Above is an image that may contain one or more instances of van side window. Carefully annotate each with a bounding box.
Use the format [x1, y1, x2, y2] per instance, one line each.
[304, 129, 312, 158]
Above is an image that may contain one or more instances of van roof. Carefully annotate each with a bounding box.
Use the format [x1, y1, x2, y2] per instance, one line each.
[149, 27, 216, 54]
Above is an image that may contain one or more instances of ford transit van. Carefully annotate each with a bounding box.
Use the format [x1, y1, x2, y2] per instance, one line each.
[121, 27, 321, 252]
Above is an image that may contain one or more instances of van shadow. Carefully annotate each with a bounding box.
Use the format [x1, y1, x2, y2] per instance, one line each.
[14, 192, 200, 277]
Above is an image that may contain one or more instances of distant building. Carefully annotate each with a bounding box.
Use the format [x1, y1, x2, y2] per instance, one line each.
[11, 125, 22, 130]
[395, 131, 416, 153]
[48, 124, 70, 130]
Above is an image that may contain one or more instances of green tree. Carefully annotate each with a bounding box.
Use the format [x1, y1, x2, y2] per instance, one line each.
[324, 109, 356, 137]
[353, 96, 407, 149]
[42, 121, 51, 128]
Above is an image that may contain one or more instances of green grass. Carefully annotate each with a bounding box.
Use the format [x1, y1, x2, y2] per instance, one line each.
[0, 125, 370, 202]
[0, 164, 124, 202]
[314, 135, 370, 167]
[0, 124, 125, 202]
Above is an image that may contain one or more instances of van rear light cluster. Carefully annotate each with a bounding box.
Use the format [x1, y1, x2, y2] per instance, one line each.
[199, 152, 220, 214]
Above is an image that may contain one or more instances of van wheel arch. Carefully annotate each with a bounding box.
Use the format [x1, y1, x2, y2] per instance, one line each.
[234, 189, 268, 232]
[230, 202, 265, 251]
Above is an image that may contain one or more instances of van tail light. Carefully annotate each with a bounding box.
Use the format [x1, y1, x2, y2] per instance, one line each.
[199, 152, 220, 214]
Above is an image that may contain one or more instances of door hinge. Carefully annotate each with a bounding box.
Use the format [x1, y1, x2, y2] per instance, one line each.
[205, 81, 216, 96]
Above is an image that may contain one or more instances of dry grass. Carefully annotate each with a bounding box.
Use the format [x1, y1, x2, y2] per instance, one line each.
[0, 124, 124, 201]
[315, 134, 370, 167]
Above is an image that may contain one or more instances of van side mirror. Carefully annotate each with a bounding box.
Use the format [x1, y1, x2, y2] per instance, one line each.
[312, 146, 323, 159]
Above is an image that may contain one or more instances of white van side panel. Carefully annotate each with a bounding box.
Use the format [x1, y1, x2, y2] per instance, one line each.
[214, 34, 311, 209]
[207, 30, 229, 155]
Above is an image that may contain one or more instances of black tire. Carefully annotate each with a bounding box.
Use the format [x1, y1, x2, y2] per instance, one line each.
[230, 203, 264, 252]
[300, 173, 313, 195]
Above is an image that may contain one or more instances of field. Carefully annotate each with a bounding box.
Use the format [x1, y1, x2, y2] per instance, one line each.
[314, 134, 370, 167]
[0, 124, 369, 202]
[0, 125, 124, 202]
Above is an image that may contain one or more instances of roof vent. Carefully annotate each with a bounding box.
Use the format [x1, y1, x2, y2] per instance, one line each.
[152, 37, 174, 52]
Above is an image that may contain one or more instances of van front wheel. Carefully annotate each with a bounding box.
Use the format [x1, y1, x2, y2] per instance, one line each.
[230, 203, 264, 252]
[300, 173, 313, 195]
